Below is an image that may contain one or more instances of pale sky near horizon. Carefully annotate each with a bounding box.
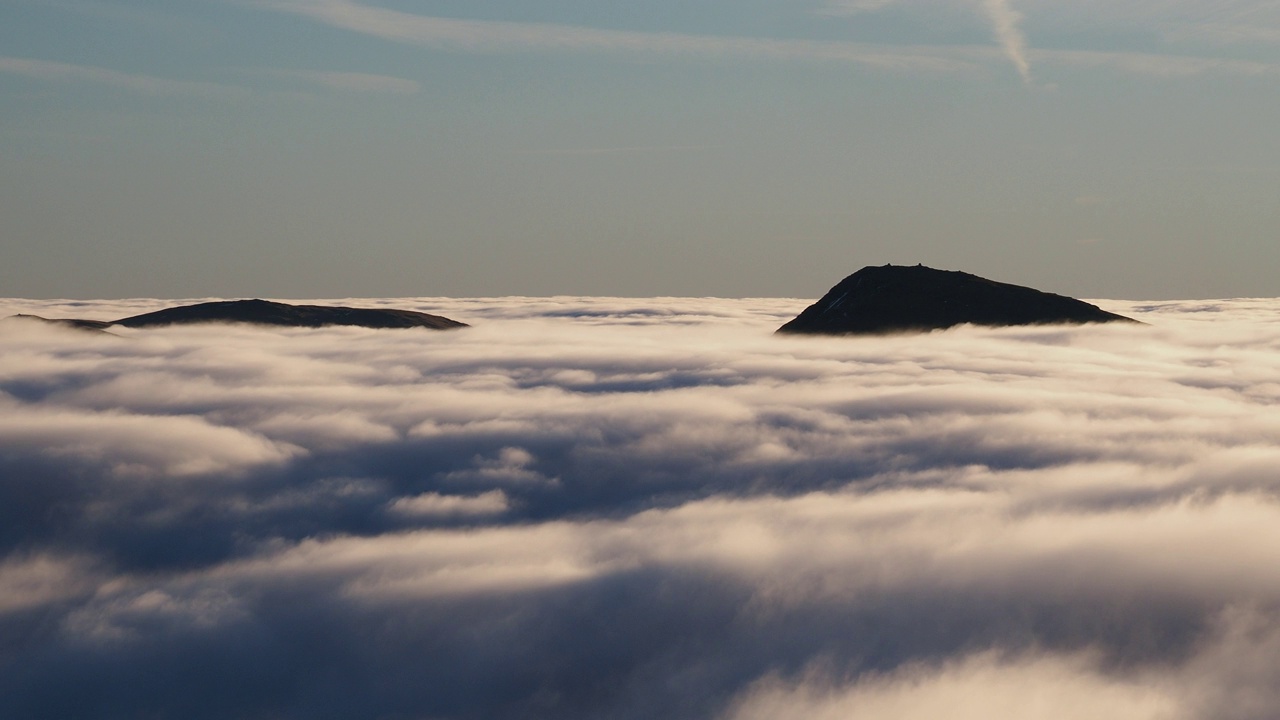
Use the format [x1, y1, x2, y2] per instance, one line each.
[4, 0, 1279, 300]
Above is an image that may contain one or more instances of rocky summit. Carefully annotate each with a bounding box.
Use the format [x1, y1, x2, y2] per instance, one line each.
[777, 265, 1137, 335]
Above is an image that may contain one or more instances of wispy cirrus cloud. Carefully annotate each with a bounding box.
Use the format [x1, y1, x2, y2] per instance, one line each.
[1033, 46, 1280, 78]
[0, 56, 424, 102]
[819, 0, 1034, 81]
[821, 0, 1280, 80]
[0, 56, 246, 98]
[980, 0, 1032, 82]
[266, 68, 421, 94]
[256, 0, 976, 73]
[259, 0, 1280, 84]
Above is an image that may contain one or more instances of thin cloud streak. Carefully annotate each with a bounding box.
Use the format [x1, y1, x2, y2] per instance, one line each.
[257, 0, 1280, 82]
[817, 0, 1036, 81]
[820, 0, 1280, 80]
[258, 0, 976, 73]
[267, 69, 421, 94]
[1034, 46, 1280, 77]
[0, 57, 246, 98]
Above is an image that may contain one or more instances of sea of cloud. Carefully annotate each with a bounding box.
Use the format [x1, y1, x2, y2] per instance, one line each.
[2, 294, 1280, 719]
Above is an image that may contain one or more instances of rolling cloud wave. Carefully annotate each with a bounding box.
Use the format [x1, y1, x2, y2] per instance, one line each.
[2, 296, 1280, 718]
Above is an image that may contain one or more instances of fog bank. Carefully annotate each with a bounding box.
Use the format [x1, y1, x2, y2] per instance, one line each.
[2, 295, 1279, 719]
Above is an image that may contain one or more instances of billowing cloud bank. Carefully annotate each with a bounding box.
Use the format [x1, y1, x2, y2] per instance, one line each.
[3, 295, 1280, 719]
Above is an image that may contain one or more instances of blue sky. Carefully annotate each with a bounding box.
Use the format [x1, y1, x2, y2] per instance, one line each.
[4, 0, 1280, 299]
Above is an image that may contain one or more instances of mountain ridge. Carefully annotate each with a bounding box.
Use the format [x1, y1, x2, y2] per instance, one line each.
[7, 299, 468, 331]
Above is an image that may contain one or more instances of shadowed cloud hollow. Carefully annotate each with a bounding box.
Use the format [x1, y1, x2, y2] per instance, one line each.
[0, 295, 1278, 719]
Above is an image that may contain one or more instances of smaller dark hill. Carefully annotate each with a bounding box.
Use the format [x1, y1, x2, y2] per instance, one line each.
[110, 299, 468, 330]
[778, 265, 1136, 335]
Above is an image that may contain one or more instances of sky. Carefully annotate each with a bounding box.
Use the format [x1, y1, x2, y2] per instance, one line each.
[4, 0, 1280, 299]
[4, 296, 1280, 718]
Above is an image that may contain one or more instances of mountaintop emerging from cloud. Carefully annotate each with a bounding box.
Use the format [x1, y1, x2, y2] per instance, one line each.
[7, 298, 468, 331]
[779, 265, 1137, 335]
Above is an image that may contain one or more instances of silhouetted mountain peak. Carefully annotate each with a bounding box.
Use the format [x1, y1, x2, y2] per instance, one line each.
[114, 299, 469, 330]
[778, 265, 1137, 335]
[5, 299, 468, 332]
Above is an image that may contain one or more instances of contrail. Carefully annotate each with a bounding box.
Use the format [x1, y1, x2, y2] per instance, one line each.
[981, 0, 1032, 83]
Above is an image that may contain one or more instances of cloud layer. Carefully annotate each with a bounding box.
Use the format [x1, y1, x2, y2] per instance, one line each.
[3, 295, 1280, 718]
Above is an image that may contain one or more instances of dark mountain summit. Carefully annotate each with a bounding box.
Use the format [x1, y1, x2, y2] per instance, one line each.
[778, 265, 1136, 335]
[113, 299, 467, 330]
[7, 299, 467, 331]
